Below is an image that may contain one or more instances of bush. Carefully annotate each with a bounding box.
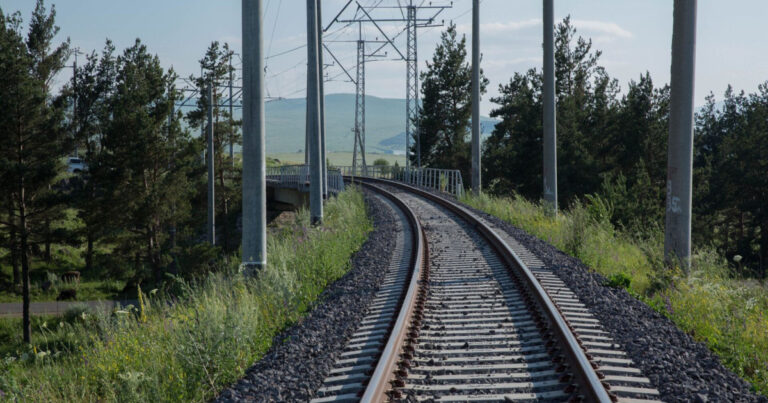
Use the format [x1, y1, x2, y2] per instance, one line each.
[605, 272, 631, 290]
[62, 303, 93, 324]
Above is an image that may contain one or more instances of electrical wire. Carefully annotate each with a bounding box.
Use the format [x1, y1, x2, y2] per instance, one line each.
[266, 0, 283, 59]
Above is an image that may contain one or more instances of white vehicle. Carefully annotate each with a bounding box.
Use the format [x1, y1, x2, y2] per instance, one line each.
[67, 157, 86, 174]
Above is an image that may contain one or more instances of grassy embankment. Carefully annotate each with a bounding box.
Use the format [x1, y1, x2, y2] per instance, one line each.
[462, 192, 768, 396]
[0, 188, 371, 402]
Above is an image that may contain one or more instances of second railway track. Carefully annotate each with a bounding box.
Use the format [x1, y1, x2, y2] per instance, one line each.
[313, 179, 661, 402]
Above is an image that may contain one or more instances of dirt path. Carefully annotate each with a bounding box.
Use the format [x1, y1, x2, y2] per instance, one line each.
[0, 300, 138, 318]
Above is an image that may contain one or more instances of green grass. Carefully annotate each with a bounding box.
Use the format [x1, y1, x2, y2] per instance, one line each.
[0, 187, 372, 402]
[462, 192, 768, 396]
[0, 207, 129, 303]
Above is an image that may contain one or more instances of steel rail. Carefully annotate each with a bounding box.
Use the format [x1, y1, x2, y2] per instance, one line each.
[356, 177, 613, 403]
[350, 181, 426, 403]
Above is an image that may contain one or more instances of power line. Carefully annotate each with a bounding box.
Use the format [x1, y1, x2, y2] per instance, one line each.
[266, 0, 282, 59]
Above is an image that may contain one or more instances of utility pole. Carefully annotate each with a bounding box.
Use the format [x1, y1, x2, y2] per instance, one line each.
[307, 0, 323, 224]
[200, 66, 206, 164]
[242, 0, 267, 272]
[207, 83, 216, 245]
[229, 53, 235, 168]
[471, 0, 481, 194]
[72, 54, 77, 158]
[318, 2, 328, 197]
[69, 48, 83, 158]
[665, 0, 697, 271]
[542, 0, 558, 213]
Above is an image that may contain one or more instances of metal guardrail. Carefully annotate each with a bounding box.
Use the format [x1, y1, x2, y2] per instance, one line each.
[338, 165, 465, 198]
[266, 164, 464, 198]
[266, 165, 345, 194]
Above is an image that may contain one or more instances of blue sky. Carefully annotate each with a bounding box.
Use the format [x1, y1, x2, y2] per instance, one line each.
[3, 0, 768, 115]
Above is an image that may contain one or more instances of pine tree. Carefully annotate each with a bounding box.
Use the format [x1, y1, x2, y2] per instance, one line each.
[0, 1, 70, 342]
[483, 17, 619, 203]
[412, 23, 487, 182]
[186, 42, 241, 253]
[68, 41, 118, 272]
[95, 39, 195, 282]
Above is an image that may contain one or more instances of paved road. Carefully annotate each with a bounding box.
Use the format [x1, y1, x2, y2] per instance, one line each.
[0, 300, 138, 318]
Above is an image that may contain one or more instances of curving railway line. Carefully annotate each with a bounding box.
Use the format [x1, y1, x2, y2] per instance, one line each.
[312, 179, 661, 403]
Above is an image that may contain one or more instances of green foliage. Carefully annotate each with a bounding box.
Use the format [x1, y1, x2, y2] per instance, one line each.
[693, 86, 768, 276]
[0, 188, 371, 402]
[372, 158, 389, 166]
[463, 192, 768, 396]
[481, 15, 766, 277]
[185, 41, 243, 255]
[413, 23, 488, 181]
[605, 272, 631, 290]
[0, 0, 71, 341]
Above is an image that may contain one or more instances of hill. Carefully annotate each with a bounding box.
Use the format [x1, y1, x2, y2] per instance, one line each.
[260, 93, 498, 154]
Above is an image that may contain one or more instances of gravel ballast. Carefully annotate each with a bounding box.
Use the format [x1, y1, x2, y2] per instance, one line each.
[460, 201, 767, 403]
[216, 190, 399, 402]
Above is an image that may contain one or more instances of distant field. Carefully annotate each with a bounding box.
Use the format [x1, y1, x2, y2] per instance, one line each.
[268, 152, 406, 167]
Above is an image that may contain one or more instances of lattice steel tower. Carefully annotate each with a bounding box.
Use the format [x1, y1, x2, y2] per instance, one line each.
[353, 36, 367, 175]
[406, 4, 418, 169]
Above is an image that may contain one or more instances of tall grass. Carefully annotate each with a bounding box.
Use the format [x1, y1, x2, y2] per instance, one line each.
[462, 192, 768, 396]
[0, 188, 371, 402]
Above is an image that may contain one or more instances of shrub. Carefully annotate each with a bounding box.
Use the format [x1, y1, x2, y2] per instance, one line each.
[605, 272, 631, 290]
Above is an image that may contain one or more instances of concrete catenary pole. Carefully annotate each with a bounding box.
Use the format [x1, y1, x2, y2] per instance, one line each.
[665, 0, 697, 271]
[542, 0, 558, 213]
[229, 54, 235, 168]
[317, 1, 328, 198]
[207, 83, 216, 245]
[72, 54, 78, 158]
[471, 0, 481, 194]
[242, 0, 267, 271]
[307, 0, 323, 224]
[200, 66, 206, 164]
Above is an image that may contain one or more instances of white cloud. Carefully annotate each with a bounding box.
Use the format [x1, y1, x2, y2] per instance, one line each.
[481, 19, 542, 34]
[456, 18, 541, 35]
[571, 20, 633, 39]
[455, 18, 632, 41]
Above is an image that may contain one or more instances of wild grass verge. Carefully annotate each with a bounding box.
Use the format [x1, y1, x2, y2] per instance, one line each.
[462, 192, 768, 396]
[0, 188, 371, 402]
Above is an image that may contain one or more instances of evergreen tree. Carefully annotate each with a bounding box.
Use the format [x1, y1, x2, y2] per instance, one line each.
[68, 41, 118, 272]
[0, 1, 70, 342]
[482, 69, 542, 196]
[95, 39, 195, 282]
[483, 17, 619, 203]
[412, 23, 488, 182]
[187, 42, 242, 253]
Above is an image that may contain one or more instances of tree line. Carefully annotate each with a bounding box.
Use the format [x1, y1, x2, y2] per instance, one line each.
[413, 18, 767, 277]
[0, 1, 242, 342]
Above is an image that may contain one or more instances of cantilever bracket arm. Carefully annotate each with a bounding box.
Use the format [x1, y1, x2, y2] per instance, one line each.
[323, 43, 357, 85]
[325, 0, 354, 32]
[355, 1, 407, 61]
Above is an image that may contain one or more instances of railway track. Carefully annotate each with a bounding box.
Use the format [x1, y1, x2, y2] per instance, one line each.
[313, 179, 661, 402]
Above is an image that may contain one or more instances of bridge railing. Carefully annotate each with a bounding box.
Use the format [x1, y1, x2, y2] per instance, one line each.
[338, 165, 464, 198]
[266, 165, 345, 194]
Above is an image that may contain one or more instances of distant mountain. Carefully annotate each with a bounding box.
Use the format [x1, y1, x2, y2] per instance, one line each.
[258, 94, 499, 154]
[378, 117, 498, 151]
